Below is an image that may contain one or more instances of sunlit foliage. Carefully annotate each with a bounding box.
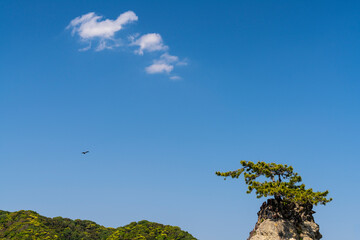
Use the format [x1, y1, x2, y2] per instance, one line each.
[0, 210, 196, 240]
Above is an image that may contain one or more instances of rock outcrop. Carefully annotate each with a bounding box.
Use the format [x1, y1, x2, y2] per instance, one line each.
[248, 198, 322, 240]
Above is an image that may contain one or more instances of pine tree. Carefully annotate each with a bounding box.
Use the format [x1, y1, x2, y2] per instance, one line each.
[216, 161, 332, 206]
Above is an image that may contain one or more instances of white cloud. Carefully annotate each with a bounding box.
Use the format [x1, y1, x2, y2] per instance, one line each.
[67, 11, 138, 50]
[132, 33, 168, 55]
[145, 53, 184, 76]
[68, 11, 138, 39]
[146, 63, 174, 74]
[159, 53, 178, 63]
[67, 11, 187, 79]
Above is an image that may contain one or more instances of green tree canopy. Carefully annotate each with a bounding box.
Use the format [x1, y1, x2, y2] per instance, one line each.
[0, 210, 197, 240]
[216, 161, 332, 206]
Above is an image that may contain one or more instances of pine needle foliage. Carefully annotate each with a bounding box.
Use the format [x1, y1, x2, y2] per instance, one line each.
[216, 161, 332, 206]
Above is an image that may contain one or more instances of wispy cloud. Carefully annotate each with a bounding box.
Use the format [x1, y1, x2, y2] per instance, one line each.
[169, 76, 182, 81]
[67, 11, 186, 80]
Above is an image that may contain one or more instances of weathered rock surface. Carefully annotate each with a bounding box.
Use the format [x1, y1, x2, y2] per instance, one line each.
[248, 198, 322, 240]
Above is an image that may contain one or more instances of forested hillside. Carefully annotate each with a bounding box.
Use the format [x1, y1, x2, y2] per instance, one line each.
[0, 210, 196, 240]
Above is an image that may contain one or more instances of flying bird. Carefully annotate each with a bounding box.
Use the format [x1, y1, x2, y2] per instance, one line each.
[82, 151, 89, 154]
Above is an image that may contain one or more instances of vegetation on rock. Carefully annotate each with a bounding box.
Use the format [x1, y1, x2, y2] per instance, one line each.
[0, 210, 196, 240]
[216, 161, 332, 206]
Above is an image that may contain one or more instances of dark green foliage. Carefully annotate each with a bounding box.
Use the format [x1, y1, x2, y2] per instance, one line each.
[0, 210, 196, 240]
[46, 217, 114, 239]
[216, 160, 332, 206]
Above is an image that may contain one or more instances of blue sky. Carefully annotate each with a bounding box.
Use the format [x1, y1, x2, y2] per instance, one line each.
[1, 0, 359, 239]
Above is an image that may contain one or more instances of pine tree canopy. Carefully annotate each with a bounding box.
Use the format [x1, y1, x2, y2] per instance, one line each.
[216, 161, 332, 206]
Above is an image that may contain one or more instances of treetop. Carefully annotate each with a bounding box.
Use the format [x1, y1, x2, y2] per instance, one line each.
[216, 160, 332, 206]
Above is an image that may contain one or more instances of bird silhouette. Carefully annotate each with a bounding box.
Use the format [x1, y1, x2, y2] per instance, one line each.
[82, 151, 89, 154]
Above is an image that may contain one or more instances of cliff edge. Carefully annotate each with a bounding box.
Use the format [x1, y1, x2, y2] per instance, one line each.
[248, 198, 322, 240]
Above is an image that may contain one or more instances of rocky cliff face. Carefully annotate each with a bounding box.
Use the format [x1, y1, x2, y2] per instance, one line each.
[248, 198, 322, 240]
